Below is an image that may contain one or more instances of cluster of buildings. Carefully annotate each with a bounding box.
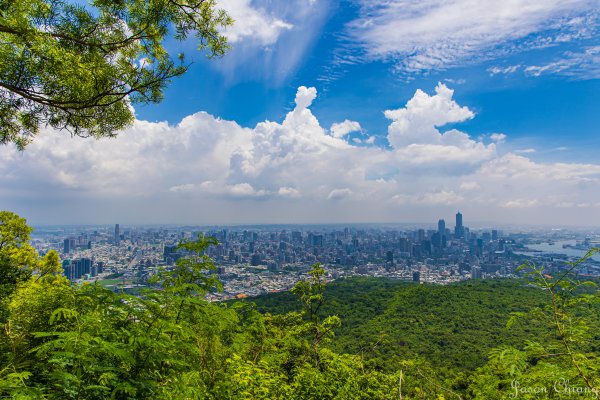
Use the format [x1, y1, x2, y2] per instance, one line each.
[30, 213, 600, 299]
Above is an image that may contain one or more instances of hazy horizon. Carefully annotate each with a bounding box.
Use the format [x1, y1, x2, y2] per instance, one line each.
[29, 219, 600, 232]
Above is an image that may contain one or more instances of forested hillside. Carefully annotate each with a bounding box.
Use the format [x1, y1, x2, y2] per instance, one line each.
[247, 278, 557, 372]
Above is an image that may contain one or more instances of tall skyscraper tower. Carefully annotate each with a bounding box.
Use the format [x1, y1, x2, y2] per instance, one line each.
[438, 219, 446, 237]
[114, 224, 120, 245]
[455, 212, 464, 238]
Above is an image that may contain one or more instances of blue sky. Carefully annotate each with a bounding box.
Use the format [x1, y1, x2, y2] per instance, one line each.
[1, 0, 600, 226]
[136, 0, 599, 161]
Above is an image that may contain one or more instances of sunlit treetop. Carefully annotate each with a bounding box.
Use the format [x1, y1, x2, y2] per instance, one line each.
[0, 0, 232, 149]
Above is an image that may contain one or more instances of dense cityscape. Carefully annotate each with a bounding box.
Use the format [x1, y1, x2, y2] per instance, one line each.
[30, 212, 600, 301]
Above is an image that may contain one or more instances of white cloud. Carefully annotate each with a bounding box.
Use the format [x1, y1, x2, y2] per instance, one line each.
[347, 0, 598, 74]
[2, 84, 600, 225]
[218, 0, 292, 45]
[213, 0, 330, 85]
[444, 78, 466, 85]
[524, 45, 600, 79]
[488, 65, 521, 75]
[478, 153, 600, 182]
[383, 83, 495, 172]
[490, 133, 507, 143]
[515, 148, 537, 154]
[393, 142, 495, 168]
[330, 120, 362, 138]
[385, 83, 475, 148]
[200, 181, 269, 198]
[295, 86, 317, 110]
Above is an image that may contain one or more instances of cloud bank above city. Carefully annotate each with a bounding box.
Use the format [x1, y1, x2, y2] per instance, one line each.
[2, 84, 599, 226]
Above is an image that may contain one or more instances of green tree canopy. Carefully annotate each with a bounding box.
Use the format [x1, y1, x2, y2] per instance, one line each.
[0, 0, 232, 149]
[0, 211, 38, 319]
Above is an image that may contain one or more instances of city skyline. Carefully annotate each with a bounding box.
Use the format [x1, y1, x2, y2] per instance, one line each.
[31, 212, 600, 296]
[1, 1, 599, 226]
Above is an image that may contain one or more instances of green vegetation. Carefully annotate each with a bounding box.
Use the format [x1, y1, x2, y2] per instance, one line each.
[1, 213, 599, 399]
[0, 0, 232, 149]
[249, 278, 558, 373]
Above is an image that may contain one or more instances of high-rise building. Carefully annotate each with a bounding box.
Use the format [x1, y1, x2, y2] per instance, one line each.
[454, 211, 464, 238]
[386, 250, 394, 263]
[78, 258, 92, 277]
[438, 219, 446, 237]
[63, 238, 75, 254]
[114, 224, 120, 245]
[431, 232, 441, 248]
[420, 239, 431, 255]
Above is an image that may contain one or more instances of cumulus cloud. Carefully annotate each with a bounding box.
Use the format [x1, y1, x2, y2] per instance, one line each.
[383, 83, 496, 173]
[294, 86, 317, 110]
[385, 83, 475, 148]
[347, 0, 598, 74]
[330, 120, 362, 138]
[2, 84, 600, 225]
